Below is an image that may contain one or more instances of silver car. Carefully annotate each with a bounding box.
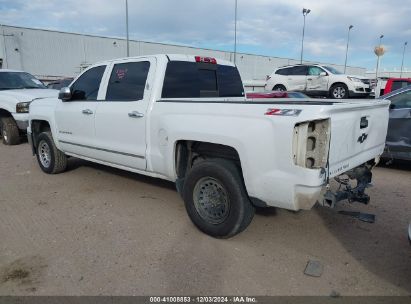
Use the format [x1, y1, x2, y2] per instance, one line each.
[379, 86, 411, 161]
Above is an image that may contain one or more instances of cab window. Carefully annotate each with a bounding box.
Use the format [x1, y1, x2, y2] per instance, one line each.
[70, 65, 106, 101]
[391, 80, 411, 91]
[161, 61, 244, 98]
[106, 61, 150, 101]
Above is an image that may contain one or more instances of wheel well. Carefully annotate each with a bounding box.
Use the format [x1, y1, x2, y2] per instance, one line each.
[273, 84, 286, 90]
[175, 140, 241, 180]
[330, 82, 348, 89]
[31, 120, 51, 149]
[0, 108, 12, 119]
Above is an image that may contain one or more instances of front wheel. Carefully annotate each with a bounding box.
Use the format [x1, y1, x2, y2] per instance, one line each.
[182, 159, 255, 238]
[273, 84, 286, 92]
[330, 84, 349, 99]
[36, 131, 67, 174]
[1, 117, 20, 145]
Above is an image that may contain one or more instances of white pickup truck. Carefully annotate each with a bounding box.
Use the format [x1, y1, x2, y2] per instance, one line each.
[0, 69, 57, 145]
[28, 54, 390, 238]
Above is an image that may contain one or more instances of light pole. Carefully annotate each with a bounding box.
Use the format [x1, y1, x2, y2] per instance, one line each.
[234, 0, 238, 64]
[300, 8, 311, 64]
[344, 25, 353, 73]
[375, 34, 384, 80]
[400, 41, 408, 78]
[125, 0, 130, 57]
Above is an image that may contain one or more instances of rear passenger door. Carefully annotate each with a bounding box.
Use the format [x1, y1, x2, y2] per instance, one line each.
[93, 58, 155, 170]
[287, 66, 308, 91]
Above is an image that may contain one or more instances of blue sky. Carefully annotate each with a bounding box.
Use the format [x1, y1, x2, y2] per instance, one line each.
[0, 0, 410, 71]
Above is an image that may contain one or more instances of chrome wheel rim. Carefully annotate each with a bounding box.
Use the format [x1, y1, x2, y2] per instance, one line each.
[193, 177, 230, 225]
[39, 140, 51, 168]
[2, 129, 7, 142]
[274, 86, 285, 92]
[333, 86, 346, 98]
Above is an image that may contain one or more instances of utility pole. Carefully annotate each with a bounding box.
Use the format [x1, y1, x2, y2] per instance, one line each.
[300, 8, 311, 64]
[375, 34, 384, 80]
[400, 41, 408, 78]
[344, 25, 354, 73]
[126, 0, 130, 57]
[234, 0, 238, 64]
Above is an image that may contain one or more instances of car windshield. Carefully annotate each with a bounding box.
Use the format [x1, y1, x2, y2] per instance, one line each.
[0, 72, 46, 90]
[324, 66, 343, 75]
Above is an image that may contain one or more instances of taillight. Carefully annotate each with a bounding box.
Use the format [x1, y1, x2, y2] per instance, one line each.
[195, 56, 217, 64]
[293, 119, 330, 169]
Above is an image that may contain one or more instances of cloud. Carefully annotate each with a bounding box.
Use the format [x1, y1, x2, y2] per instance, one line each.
[0, 0, 410, 69]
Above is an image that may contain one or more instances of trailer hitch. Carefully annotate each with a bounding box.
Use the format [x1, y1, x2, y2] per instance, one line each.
[321, 164, 373, 208]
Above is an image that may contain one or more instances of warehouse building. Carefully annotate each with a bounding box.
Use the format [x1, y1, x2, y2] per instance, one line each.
[0, 24, 366, 82]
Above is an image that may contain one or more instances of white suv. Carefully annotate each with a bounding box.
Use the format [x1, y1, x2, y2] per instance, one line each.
[265, 64, 371, 99]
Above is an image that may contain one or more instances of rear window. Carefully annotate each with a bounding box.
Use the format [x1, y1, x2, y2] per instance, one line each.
[276, 67, 291, 75]
[161, 61, 244, 98]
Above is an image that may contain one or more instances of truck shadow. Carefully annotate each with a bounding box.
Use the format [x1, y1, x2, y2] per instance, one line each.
[65, 157, 176, 191]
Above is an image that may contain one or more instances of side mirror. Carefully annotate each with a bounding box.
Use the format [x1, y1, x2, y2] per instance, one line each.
[58, 87, 72, 101]
[319, 72, 327, 77]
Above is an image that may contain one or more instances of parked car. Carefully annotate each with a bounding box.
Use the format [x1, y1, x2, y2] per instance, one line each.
[246, 91, 309, 99]
[28, 54, 389, 238]
[46, 78, 74, 90]
[0, 69, 58, 145]
[383, 78, 411, 96]
[379, 86, 411, 161]
[265, 64, 370, 99]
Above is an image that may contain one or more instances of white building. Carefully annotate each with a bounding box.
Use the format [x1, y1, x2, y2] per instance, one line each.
[0, 24, 366, 81]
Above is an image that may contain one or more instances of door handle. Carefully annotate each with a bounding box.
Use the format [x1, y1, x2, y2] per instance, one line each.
[82, 109, 93, 115]
[128, 111, 144, 118]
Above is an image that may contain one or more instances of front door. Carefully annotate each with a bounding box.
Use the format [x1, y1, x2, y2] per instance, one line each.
[55, 65, 107, 158]
[93, 58, 155, 170]
[306, 66, 329, 93]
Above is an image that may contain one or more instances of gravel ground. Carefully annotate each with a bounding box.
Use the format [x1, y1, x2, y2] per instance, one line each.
[0, 142, 410, 296]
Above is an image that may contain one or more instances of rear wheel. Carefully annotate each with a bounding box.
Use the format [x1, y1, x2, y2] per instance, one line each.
[36, 131, 67, 174]
[1, 117, 20, 145]
[183, 158, 255, 238]
[330, 83, 348, 99]
[273, 84, 286, 92]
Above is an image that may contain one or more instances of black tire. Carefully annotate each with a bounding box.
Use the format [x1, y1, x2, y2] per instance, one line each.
[273, 84, 286, 92]
[329, 83, 349, 99]
[1, 117, 20, 145]
[183, 158, 255, 238]
[36, 131, 67, 174]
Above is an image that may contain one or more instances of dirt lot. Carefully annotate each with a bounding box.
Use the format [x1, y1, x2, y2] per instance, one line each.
[0, 142, 410, 296]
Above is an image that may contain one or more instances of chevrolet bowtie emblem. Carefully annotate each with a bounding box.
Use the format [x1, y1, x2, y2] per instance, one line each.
[358, 133, 368, 143]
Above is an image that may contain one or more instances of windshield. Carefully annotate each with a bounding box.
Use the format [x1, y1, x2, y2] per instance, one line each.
[324, 66, 343, 75]
[0, 72, 46, 90]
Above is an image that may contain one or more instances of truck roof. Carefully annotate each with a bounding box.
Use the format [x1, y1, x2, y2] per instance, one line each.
[94, 54, 235, 67]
